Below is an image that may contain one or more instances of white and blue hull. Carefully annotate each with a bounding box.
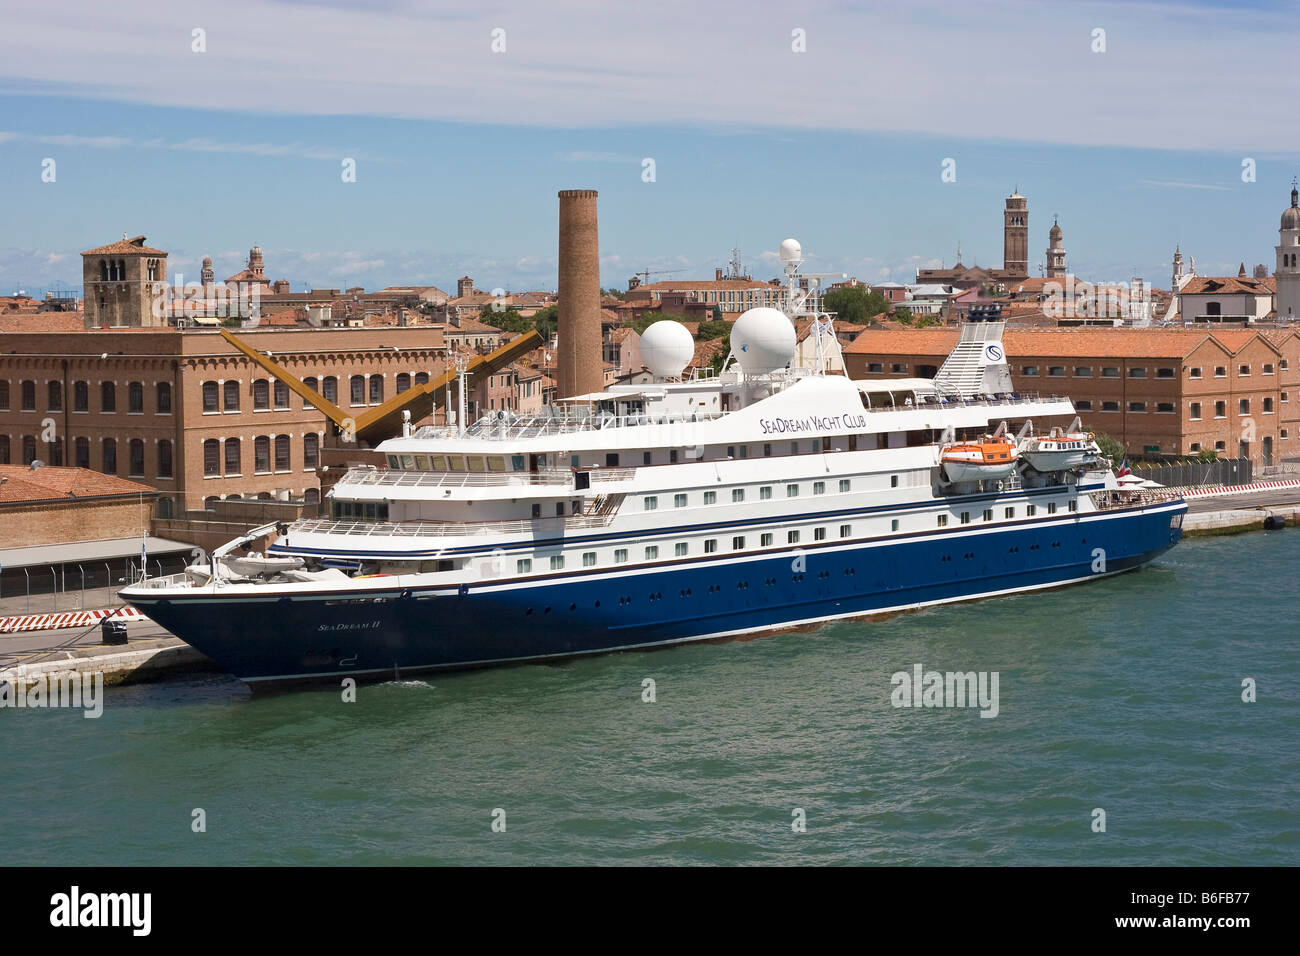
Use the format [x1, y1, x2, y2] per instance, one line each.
[127, 498, 1185, 684]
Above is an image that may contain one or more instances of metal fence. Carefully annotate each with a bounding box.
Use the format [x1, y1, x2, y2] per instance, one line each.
[1130, 457, 1252, 488]
[0, 554, 192, 615]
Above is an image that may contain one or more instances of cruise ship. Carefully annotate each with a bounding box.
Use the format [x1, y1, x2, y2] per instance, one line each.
[121, 240, 1187, 685]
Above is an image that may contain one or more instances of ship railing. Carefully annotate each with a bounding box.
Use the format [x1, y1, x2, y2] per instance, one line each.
[335, 465, 636, 489]
[1088, 489, 1185, 511]
[290, 512, 620, 538]
[413, 410, 726, 440]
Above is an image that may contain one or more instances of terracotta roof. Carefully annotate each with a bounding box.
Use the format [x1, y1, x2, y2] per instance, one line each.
[1179, 276, 1274, 296]
[448, 316, 504, 334]
[633, 279, 782, 292]
[608, 326, 638, 343]
[844, 327, 1273, 359]
[0, 312, 86, 332]
[82, 235, 168, 257]
[0, 465, 157, 505]
[690, 338, 727, 367]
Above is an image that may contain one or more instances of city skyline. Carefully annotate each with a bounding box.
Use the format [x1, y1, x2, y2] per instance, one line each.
[3, 0, 1298, 295]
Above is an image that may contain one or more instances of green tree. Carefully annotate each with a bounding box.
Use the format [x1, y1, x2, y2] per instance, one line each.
[695, 319, 732, 341]
[481, 304, 558, 339]
[893, 307, 914, 325]
[822, 286, 890, 324]
[1194, 447, 1219, 462]
[1093, 432, 1125, 465]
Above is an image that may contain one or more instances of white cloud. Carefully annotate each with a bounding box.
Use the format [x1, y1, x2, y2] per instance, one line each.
[1, 1, 1296, 152]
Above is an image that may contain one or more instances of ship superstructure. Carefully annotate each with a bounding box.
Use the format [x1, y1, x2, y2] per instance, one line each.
[122, 239, 1185, 684]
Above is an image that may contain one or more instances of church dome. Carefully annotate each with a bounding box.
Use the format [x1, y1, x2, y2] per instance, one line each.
[1282, 188, 1300, 230]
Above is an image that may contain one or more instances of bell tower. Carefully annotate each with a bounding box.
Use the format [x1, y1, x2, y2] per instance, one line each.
[1275, 179, 1300, 319]
[1003, 191, 1028, 278]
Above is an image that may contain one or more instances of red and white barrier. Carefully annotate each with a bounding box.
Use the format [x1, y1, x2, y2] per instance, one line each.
[0, 606, 145, 636]
[1176, 478, 1300, 500]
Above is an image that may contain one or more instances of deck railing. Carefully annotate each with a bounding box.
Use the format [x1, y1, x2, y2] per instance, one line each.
[335, 465, 636, 489]
[290, 512, 620, 538]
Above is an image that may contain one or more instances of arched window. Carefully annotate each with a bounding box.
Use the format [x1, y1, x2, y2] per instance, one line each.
[73, 381, 88, 411]
[274, 434, 290, 471]
[201, 381, 218, 412]
[304, 488, 320, 504]
[204, 496, 219, 511]
[273, 380, 289, 409]
[303, 376, 318, 409]
[99, 260, 108, 282]
[203, 439, 220, 476]
[369, 375, 384, 404]
[303, 433, 319, 469]
[156, 382, 172, 414]
[158, 440, 173, 478]
[257, 492, 273, 501]
[414, 372, 429, 386]
[47, 380, 62, 411]
[223, 380, 240, 411]
[21, 380, 35, 410]
[128, 381, 144, 413]
[224, 438, 241, 475]
[0, 435, 9, 464]
[101, 381, 116, 413]
[102, 437, 116, 473]
[74, 436, 90, 468]
[322, 376, 338, 403]
[396, 373, 411, 394]
[22, 435, 37, 465]
[350, 375, 365, 405]
[1206, 301, 1221, 316]
[254, 436, 270, 472]
[253, 379, 269, 410]
[129, 438, 145, 476]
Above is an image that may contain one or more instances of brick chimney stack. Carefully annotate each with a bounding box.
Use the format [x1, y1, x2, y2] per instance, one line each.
[557, 189, 602, 399]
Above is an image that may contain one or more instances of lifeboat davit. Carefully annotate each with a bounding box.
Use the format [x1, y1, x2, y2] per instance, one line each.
[1019, 430, 1100, 472]
[941, 436, 1019, 483]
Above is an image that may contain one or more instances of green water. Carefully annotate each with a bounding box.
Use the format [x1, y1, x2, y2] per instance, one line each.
[3, 533, 1297, 865]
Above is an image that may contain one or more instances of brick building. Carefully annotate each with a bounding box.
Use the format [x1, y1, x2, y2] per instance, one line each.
[0, 463, 157, 548]
[0, 326, 445, 514]
[843, 327, 1300, 465]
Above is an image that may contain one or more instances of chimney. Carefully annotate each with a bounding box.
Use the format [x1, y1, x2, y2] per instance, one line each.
[715, 268, 723, 281]
[557, 189, 603, 399]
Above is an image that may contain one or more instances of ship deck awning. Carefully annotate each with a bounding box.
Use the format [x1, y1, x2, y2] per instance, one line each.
[0, 536, 195, 570]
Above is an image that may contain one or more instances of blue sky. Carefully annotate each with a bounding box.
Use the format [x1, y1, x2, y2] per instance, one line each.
[2, 0, 1297, 297]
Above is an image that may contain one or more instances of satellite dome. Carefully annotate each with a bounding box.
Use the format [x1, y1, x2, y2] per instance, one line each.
[640, 319, 695, 379]
[779, 238, 802, 263]
[731, 307, 796, 374]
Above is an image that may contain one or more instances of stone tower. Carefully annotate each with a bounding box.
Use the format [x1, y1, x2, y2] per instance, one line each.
[457, 276, 474, 298]
[247, 245, 265, 281]
[1003, 192, 1028, 278]
[1172, 246, 1186, 292]
[1045, 217, 1066, 278]
[201, 255, 215, 288]
[1275, 182, 1300, 320]
[81, 234, 169, 328]
[557, 189, 603, 399]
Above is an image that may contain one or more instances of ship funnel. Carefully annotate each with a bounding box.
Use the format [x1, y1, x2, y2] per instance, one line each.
[933, 304, 1013, 398]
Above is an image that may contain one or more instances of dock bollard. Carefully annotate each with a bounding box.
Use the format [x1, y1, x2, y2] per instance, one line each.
[100, 618, 128, 646]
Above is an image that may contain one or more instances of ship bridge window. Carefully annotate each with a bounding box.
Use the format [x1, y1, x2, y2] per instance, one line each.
[401, 455, 415, 469]
[467, 455, 484, 471]
[387, 455, 400, 468]
[488, 456, 505, 471]
[431, 455, 446, 470]
[415, 455, 429, 470]
[446, 455, 464, 471]
[512, 455, 525, 471]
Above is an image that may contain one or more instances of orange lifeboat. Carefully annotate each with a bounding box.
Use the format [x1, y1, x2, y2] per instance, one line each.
[940, 436, 1020, 483]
